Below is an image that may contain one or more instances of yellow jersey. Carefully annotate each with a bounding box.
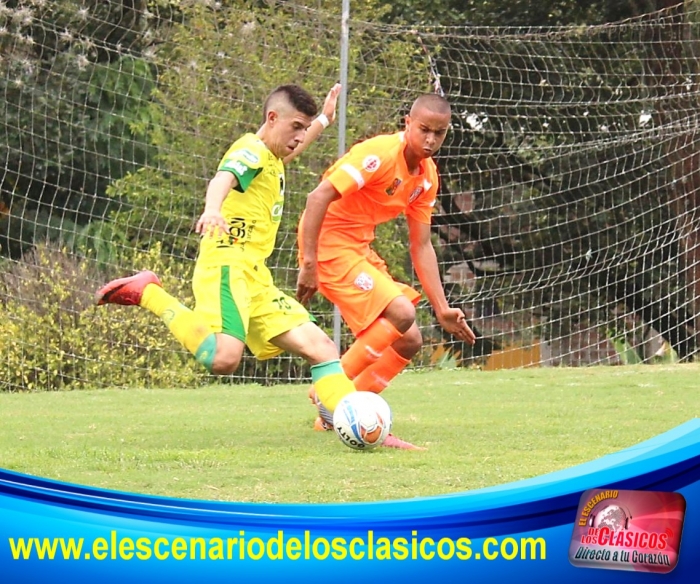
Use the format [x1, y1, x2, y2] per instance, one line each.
[197, 133, 285, 267]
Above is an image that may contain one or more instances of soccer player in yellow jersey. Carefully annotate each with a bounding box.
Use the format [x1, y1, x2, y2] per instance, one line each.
[95, 84, 357, 419]
[297, 94, 477, 449]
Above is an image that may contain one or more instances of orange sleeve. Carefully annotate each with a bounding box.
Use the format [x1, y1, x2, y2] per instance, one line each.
[324, 138, 391, 198]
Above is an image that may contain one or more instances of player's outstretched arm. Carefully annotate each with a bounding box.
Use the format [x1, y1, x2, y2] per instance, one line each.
[283, 83, 342, 165]
[407, 217, 476, 345]
[296, 179, 340, 305]
[195, 171, 238, 237]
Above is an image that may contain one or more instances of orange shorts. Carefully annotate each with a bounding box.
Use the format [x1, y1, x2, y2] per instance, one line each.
[316, 248, 420, 336]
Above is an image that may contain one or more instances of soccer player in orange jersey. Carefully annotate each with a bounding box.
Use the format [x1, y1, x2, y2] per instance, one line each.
[296, 94, 476, 450]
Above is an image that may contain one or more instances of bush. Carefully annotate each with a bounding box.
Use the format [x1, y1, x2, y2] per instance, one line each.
[0, 243, 320, 391]
[0, 244, 205, 392]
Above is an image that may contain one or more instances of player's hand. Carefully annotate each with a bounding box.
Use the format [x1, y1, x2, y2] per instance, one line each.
[296, 263, 318, 306]
[195, 210, 229, 238]
[322, 83, 342, 124]
[436, 307, 477, 345]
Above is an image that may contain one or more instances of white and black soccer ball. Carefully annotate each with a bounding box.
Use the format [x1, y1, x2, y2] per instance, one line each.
[333, 391, 392, 450]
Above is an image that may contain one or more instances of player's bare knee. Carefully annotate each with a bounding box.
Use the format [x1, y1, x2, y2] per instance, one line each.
[210, 343, 242, 375]
[210, 354, 240, 376]
[396, 326, 422, 357]
[382, 297, 417, 333]
[206, 334, 244, 375]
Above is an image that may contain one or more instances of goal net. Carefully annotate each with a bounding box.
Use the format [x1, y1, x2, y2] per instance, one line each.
[1, 1, 699, 390]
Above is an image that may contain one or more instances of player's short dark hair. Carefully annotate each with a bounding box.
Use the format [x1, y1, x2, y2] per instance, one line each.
[411, 93, 451, 116]
[263, 85, 318, 121]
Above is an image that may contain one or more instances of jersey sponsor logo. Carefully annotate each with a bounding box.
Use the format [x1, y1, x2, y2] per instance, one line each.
[408, 186, 424, 203]
[362, 155, 381, 172]
[240, 149, 260, 164]
[385, 178, 402, 196]
[222, 159, 249, 176]
[215, 216, 246, 247]
[354, 272, 374, 291]
[271, 202, 284, 222]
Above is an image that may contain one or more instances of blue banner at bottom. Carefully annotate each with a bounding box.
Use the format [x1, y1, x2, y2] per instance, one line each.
[2, 419, 700, 583]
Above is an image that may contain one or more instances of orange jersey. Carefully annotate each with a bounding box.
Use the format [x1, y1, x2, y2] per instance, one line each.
[313, 132, 439, 260]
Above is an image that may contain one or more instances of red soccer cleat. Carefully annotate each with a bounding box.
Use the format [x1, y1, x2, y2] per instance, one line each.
[95, 270, 161, 306]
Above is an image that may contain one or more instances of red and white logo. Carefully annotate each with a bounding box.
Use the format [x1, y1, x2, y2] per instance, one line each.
[569, 488, 686, 574]
[362, 155, 381, 172]
[354, 272, 374, 291]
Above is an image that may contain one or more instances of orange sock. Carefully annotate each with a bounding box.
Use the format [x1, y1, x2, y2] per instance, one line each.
[353, 346, 411, 394]
[341, 317, 403, 379]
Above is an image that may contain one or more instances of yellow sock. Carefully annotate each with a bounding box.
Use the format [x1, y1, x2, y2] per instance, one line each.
[311, 360, 355, 411]
[140, 284, 213, 362]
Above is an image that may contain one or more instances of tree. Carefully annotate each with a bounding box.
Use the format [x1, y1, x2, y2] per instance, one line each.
[0, 0, 157, 258]
[373, 0, 669, 27]
[106, 0, 430, 271]
[423, 0, 699, 359]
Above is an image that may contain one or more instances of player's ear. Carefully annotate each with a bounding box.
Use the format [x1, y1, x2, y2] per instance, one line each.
[266, 110, 278, 126]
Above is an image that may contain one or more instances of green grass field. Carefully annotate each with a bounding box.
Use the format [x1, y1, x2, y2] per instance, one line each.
[1, 365, 698, 503]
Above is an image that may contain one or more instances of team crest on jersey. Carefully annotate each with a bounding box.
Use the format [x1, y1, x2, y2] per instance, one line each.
[385, 178, 402, 196]
[354, 272, 374, 291]
[362, 155, 381, 172]
[408, 187, 424, 203]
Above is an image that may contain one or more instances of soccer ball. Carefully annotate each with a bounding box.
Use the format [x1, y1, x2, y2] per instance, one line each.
[333, 391, 392, 450]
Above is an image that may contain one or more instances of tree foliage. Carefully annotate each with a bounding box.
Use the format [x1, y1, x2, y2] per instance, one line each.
[0, 0, 157, 258]
[423, 1, 700, 359]
[107, 0, 430, 271]
[374, 0, 676, 27]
